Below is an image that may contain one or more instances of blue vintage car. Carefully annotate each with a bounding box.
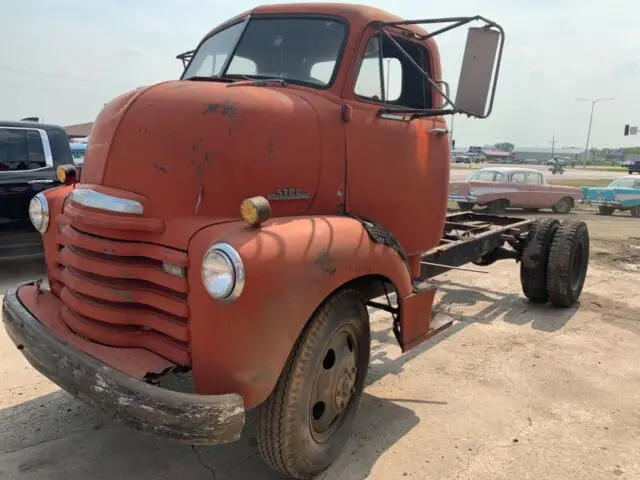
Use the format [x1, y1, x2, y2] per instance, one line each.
[581, 176, 640, 217]
[69, 142, 87, 165]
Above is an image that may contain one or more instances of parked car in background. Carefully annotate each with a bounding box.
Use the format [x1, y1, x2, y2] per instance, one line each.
[449, 167, 582, 214]
[546, 156, 575, 168]
[581, 176, 640, 217]
[454, 154, 481, 164]
[0, 121, 72, 259]
[628, 159, 640, 175]
[70, 142, 86, 165]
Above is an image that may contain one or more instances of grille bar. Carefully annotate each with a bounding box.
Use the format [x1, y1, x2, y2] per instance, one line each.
[52, 220, 192, 366]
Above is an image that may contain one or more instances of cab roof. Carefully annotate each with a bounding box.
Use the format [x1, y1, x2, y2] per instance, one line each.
[251, 3, 403, 23]
[217, 3, 429, 37]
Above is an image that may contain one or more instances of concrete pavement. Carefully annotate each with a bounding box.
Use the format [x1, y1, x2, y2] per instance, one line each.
[1, 213, 639, 479]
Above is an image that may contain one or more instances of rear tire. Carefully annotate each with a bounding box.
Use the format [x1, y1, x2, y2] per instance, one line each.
[552, 197, 573, 214]
[520, 218, 559, 303]
[598, 206, 615, 216]
[486, 199, 508, 215]
[257, 289, 370, 479]
[546, 220, 590, 307]
[457, 202, 474, 211]
[631, 206, 640, 218]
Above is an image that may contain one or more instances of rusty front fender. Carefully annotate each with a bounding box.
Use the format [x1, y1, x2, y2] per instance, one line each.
[187, 216, 413, 408]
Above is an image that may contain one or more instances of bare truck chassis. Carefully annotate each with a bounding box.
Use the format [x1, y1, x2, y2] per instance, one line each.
[370, 211, 588, 348]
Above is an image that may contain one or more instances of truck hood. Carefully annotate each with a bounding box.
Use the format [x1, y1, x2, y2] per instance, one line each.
[80, 80, 322, 248]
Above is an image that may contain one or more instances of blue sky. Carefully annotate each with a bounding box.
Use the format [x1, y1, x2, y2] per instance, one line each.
[0, 0, 637, 148]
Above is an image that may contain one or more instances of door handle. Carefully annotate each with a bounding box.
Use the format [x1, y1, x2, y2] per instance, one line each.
[428, 128, 449, 136]
[27, 179, 54, 185]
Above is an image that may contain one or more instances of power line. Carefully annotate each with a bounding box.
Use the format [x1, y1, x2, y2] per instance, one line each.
[0, 66, 130, 88]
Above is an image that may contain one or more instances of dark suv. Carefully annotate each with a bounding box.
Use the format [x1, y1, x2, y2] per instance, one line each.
[0, 121, 72, 259]
[629, 160, 640, 175]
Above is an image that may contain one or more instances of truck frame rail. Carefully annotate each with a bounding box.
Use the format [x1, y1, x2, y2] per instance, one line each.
[420, 211, 532, 279]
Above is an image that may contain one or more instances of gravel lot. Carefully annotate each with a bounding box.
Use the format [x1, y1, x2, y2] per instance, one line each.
[1, 210, 639, 479]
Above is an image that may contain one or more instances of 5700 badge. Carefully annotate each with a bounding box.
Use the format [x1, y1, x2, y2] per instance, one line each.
[267, 188, 310, 201]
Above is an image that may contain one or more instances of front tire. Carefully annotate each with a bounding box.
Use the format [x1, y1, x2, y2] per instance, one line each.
[552, 197, 573, 214]
[457, 202, 474, 211]
[485, 199, 508, 215]
[598, 206, 615, 216]
[257, 289, 370, 479]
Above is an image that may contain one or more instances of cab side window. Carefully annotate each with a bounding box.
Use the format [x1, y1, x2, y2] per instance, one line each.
[354, 33, 431, 109]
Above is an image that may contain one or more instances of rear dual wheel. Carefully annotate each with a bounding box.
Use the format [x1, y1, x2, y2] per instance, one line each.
[520, 218, 589, 307]
[257, 289, 370, 479]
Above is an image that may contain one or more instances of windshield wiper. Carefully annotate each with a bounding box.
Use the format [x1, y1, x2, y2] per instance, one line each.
[226, 77, 288, 88]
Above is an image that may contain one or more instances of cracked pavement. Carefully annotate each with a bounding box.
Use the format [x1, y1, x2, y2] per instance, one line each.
[1, 211, 640, 479]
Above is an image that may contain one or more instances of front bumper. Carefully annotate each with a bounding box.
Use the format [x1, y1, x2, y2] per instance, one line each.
[2, 282, 245, 445]
[448, 195, 478, 204]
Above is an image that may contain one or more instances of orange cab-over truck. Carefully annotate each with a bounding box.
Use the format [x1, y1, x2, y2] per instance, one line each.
[2, 4, 590, 479]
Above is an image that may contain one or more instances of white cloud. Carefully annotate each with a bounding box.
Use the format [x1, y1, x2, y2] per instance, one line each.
[0, 0, 637, 147]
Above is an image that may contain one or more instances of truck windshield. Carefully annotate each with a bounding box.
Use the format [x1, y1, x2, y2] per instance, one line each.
[183, 17, 346, 88]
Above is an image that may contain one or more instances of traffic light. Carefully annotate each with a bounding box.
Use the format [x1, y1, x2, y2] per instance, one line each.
[624, 124, 630, 136]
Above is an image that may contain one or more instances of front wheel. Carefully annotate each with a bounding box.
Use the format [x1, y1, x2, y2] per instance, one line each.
[552, 197, 573, 214]
[257, 289, 370, 479]
[598, 206, 615, 216]
[457, 202, 474, 211]
[485, 199, 508, 215]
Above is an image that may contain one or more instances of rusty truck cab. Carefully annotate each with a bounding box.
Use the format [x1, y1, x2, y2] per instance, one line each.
[3, 4, 508, 479]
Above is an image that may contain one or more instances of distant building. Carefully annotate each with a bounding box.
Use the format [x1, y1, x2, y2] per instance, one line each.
[481, 149, 515, 162]
[513, 146, 586, 164]
[65, 122, 93, 140]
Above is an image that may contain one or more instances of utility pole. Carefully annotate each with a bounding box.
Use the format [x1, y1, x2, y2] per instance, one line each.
[450, 114, 455, 152]
[576, 97, 613, 168]
[550, 134, 556, 158]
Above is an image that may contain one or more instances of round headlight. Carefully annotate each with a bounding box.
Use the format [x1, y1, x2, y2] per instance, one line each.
[201, 243, 245, 301]
[28, 193, 49, 233]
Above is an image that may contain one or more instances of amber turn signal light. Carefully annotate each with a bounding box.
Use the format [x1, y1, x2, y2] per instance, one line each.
[56, 165, 79, 185]
[240, 196, 271, 227]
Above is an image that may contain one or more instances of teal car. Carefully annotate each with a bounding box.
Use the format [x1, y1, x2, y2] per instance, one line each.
[581, 176, 640, 217]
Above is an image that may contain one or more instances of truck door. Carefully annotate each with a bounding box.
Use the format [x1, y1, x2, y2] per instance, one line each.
[0, 126, 56, 234]
[343, 29, 450, 256]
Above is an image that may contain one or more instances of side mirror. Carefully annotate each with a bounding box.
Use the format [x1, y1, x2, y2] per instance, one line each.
[455, 27, 502, 117]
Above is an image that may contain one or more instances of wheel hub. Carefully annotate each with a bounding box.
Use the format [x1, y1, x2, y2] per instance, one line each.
[334, 366, 357, 409]
[309, 326, 358, 440]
